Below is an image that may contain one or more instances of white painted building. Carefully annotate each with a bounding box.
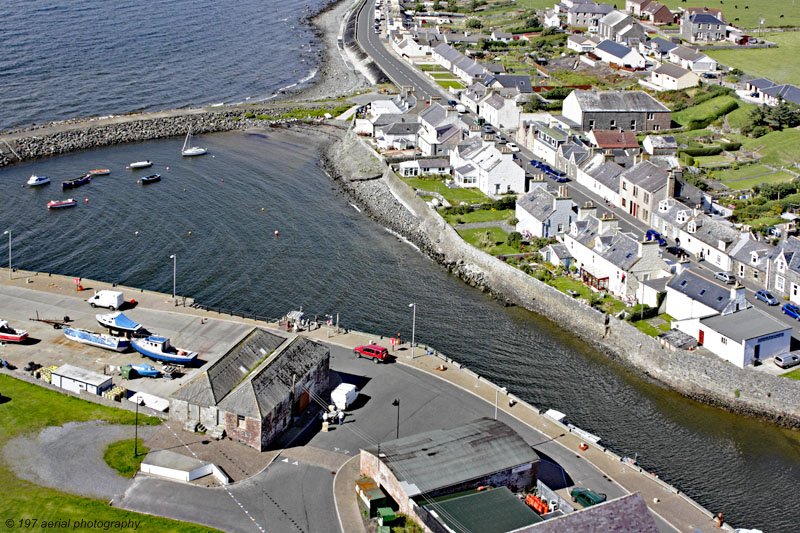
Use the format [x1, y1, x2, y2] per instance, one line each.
[677, 214, 740, 272]
[479, 93, 520, 131]
[450, 136, 525, 195]
[516, 184, 575, 239]
[51, 364, 113, 396]
[665, 269, 750, 321]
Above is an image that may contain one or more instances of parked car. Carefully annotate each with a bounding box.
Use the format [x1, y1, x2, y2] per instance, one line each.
[782, 303, 800, 320]
[666, 245, 689, 259]
[645, 229, 666, 246]
[755, 290, 779, 306]
[774, 353, 800, 369]
[447, 99, 457, 107]
[714, 272, 735, 284]
[702, 72, 717, 79]
[570, 488, 607, 507]
[507, 142, 520, 152]
[481, 125, 494, 134]
[353, 344, 388, 363]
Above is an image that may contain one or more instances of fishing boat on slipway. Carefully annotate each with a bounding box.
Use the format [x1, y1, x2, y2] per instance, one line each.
[62, 327, 130, 352]
[131, 335, 197, 364]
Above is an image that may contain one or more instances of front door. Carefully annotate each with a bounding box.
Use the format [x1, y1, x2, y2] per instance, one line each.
[698, 329, 704, 345]
[754, 344, 760, 361]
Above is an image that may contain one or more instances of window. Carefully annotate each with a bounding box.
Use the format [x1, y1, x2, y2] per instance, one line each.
[610, 119, 616, 128]
[778, 260, 786, 273]
[588, 119, 595, 129]
[777, 275, 785, 291]
[647, 112, 655, 120]
[633, 186, 639, 197]
[237, 415, 247, 429]
[557, 223, 564, 232]
[721, 337, 727, 345]
[622, 181, 627, 190]
[653, 125, 660, 131]
[739, 264, 745, 277]
[643, 209, 649, 220]
[643, 192, 650, 204]
[793, 283, 799, 297]
[630, 120, 636, 130]
[754, 270, 759, 279]
[622, 198, 626, 207]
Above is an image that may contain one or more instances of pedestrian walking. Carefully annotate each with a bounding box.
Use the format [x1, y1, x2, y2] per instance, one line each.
[338, 411, 345, 425]
[322, 411, 328, 423]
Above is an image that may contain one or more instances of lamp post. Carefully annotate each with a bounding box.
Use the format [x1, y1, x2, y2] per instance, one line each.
[392, 398, 400, 439]
[169, 254, 176, 300]
[494, 387, 507, 420]
[408, 303, 416, 359]
[3, 230, 10, 280]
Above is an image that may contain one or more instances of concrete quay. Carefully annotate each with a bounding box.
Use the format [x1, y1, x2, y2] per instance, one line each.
[0, 269, 732, 532]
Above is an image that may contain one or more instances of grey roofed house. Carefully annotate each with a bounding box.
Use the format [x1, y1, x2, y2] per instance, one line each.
[596, 39, 633, 60]
[653, 62, 691, 79]
[569, 2, 614, 14]
[646, 37, 678, 54]
[666, 269, 749, 314]
[483, 93, 506, 110]
[433, 42, 463, 63]
[729, 233, 772, 269]
[534, 493, 658, 532]
[419, 103, 448, 126]
[687, 12, 724, 25]
[591, 160, 626, 191]
[172, 328, 286, 406]
[571, 90, 669, 112]
[483, 62, 505, 74]
[492, 74, 532, 93]
[418, 158, 450, 169]
[688, 214, 740, 249]
[436, 124, 463, 145]
[762, 84, 800, 105]
[619, 160, 669, 193]
[748, 77, 777, 91]
[443, 32, 483, 44]
[599, 10, 630, 28]
[560, 142, 590, 165]
[517, 187, 559, 221]
[454, 57, 487, 77]
[217, 336, 329, 419]
[492, 31, 513, 40]
[542, 243, 572, 261]
[382, 121, 423, 136]
[363, 418, 538, 497]
[670, 45, 703, 61]
[572, 217, 642, 270]
[699, 307, 789, 343]
[646, 135, 677, 150]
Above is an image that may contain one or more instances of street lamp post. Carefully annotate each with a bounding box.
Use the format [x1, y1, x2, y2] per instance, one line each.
[495, 387, 507, 420]
[169, 254, 176, 300]
[3, 230, 10, 280]
[392, 398, 400, 439]
[408, 303, 416, 359]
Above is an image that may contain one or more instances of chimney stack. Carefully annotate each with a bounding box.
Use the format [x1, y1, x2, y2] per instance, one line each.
[597, 213, 618, 234]
[578, 201, 597, 221]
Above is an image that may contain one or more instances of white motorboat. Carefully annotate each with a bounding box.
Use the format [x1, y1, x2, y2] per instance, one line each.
[63, 327, 130, 352]
[27, 174, 51, 186]
[181, 129, 207, 156]
[129, 160, 153, 169]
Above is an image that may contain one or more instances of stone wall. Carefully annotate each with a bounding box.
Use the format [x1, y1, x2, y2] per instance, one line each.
[324, 129, 800, 429]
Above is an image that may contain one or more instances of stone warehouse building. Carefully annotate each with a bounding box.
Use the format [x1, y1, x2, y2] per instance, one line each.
[170, 330, 330, 451]
[562, 90, 671, 132]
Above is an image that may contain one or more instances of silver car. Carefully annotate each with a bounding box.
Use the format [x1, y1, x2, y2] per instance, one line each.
[714, 272, 735, 284]
[774, 353, 800, 369]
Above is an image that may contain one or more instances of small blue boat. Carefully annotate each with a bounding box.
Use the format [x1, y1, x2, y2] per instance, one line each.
[63, 327, 130, 352]
[131, 335, 197, 365]
[62, 174, 91, 189]
[96, 312, 142, 334]
[131, 363, 160, 378]
[139, 174, 161, 184]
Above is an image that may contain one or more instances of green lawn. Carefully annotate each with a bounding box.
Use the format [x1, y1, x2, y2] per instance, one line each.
[727, 171, 796, 191]
[104, 439, 149, 478]
[0, 375, 215, 532]
[430, 72, 458, 80]
[707, 32, 800, 85]
[713, 164, 774, 182]
[781, 367, 800, 380]
[548, 277, 591, 299]
[444, 208, 514, 225]
[695, 155, 730, 167]
[436, 80, 465, 89]
[726, 101, 757, 131]
[742, 128, 800, 166]
[420, 64, 446, 72]
[402, 177, 488, 204]
[632, 314, 674, 337]
[672, 95, 739, 128]
[457, 227, 517, 255]
[658, 0, 800, 28]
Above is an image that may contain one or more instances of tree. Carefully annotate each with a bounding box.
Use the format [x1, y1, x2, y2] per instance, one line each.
[432, 1, 443, 10]
[466, 18, 483, 29]
[414, 3, 425, 12]
[541, 26, 559, 36]
[506, 232, 523, 250]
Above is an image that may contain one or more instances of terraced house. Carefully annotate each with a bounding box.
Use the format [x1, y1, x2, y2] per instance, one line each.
[618, 160, 676, 225]
[567, 2, 614, 29]
[562, 90, 671, 132]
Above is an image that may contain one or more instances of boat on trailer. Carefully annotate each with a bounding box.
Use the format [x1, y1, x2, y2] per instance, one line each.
[62, 174, 91, 189]
[131, 335, 197, 364]
[47, 199, 77, 209]
[96, 312, 142, 335]
[0, 319, 28, 342]
[27, 175, 50, 186]
[62, 327, 130, 352]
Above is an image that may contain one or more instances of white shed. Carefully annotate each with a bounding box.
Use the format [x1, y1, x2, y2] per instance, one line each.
[51, 364, 112, 395]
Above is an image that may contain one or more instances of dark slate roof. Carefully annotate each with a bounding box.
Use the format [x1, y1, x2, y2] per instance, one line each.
[729, 233, 773, 269]
[572, 90, 669, 113]
[529, 493, 658, 532]
[596, 39, 632, 60]
[217, 336, 329, 419]
[700, 307, 790, 342]
[569, 2, 613, 14]
[761, 84, 800, 105]
[543, 243, 572, 259]
[620, 160, 669, 193]
[172, 328, 286, 405]
[592, 161, 626, 191]
[688, 13, 724, 25]
[493, 74, 532, 93]
[666, 269, 734, 313]
[365, 418, 538, 497]
[383, 121, 422, 135]
[570, 216, 641, 270]
[418, 158, 450, 169]
[670, 46, 702, 61]
[658, 328, 698, 350]
[517, 187, 558, 222]
[654, 62, 691, 79]
[647, 37, 678, 53]
[748, 77, 776, 90]
[422, 486, 542, 533]
[420, 103, 447, 126]
[689, 214, 740, 248]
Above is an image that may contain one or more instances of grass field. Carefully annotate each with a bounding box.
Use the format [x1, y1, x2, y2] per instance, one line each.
[742, 128, 800, 165]
[0, 375, 215, 532]
[430, 72, 458, 80]
[436, 80, 465, 89]
[457, 227, 517, 255]
[782, 367, 800, 380]
[727, 171, 796, 190]
[726, 101, 757, 131]
[444, 208, 514, 225]
[547, 277, 591, 299]
[420, 64, 446, 72]
[672, 95, 739, 128]
[402, 177, 487, 204]
[104, 439, 149, 478]
[631, 314, 674, 337]
[707, 32, 800, 86]
[658, 1, 800, 28]
[695, 154, 730, 167]
[713, 164, 773, 182]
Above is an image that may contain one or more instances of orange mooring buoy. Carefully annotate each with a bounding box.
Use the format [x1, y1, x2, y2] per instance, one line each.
[274, 230, 279, 237]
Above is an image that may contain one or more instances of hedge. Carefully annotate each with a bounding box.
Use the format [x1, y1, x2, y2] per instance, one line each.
[680, 146, 723, 157]
[684, 100, 739, 130]
[721, 142, 742, 151]
[679, 152, 695, 166]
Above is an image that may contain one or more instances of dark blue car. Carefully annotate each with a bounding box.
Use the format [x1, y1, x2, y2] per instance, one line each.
[782, 303, 800, 320]
[645, 229, 667, 246]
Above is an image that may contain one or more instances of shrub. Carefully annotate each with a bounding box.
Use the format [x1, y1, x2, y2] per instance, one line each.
[507, 217, 519, 226]
[490, 196, 517, 210]
[466, 18, 482, 29]
[680, 146, 723, 157]
[506, 231, 522, 249]
[721, 142, 742, 151]
[245, 112, 255, 118]
[679, 152, 695, 167]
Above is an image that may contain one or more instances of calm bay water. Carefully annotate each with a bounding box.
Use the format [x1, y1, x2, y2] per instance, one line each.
[0, 0, 331, 130]
[0, 130, 797, 530]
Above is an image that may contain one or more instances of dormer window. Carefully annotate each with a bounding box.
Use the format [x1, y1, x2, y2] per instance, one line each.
[676, 211, 687, 223]
[688, 221, 697, 233]
[750, 252, 759, 265]
[659, 200, 669, 212]
[778, 259, 786, 273]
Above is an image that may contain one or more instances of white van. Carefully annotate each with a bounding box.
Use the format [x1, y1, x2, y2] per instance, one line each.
[331, 383, 359, 411]
[87, 290, 125, 310]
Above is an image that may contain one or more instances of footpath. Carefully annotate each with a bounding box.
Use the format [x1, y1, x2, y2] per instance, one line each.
[0, 268, 731, 532]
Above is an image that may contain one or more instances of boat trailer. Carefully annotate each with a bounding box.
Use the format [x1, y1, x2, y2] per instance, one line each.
[29, 311, 71, 329]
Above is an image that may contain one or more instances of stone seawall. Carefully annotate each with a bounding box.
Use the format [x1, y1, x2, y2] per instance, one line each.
[323, 129, 800, 429]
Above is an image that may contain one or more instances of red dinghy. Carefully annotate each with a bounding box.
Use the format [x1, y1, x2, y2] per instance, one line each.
[47, 199, 77, 209]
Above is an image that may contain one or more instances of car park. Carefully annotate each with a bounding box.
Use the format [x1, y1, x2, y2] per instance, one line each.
[353, 344, 388, 363]
[714, 272, 735, 284]
[774, 353, 800, 369]
[645, 229, 666, 246]
[782, 303, 800, 320]
[570, 488, 606, 507]
[755, 290, 778, 306]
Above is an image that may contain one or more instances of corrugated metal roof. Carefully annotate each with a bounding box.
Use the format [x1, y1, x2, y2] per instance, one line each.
[366, 418, 538, 497]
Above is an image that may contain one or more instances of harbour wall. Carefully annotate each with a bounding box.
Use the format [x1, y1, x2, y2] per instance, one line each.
[323, 128, 800, 429]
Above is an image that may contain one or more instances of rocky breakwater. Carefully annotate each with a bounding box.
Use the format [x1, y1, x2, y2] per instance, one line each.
[322, 129, 800, 429]
[0, 104, 333, 167]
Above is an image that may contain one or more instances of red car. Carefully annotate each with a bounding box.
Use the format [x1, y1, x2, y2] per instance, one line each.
[354, 344, 388, 363]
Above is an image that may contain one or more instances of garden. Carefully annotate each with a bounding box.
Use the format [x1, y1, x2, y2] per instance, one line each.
[401, 176, 488, 205]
